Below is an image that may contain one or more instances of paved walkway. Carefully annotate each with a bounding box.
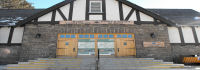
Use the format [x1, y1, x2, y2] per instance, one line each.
[0, 56, 198, 70]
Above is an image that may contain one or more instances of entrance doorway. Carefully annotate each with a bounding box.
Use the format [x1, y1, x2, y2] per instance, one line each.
[56, 33, 136, 57]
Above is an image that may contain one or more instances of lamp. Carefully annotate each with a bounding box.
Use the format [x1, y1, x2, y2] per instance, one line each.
[35, 33, 41, 38]
[150, 32, 156, 38]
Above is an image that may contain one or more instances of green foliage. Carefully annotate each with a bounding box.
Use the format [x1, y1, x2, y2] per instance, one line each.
[0, 0, 34, 9]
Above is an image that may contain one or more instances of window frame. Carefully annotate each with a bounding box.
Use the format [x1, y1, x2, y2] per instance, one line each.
[89, 1, 103, 13]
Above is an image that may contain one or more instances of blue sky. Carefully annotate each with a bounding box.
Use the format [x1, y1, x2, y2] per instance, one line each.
[27, 0, 200, 12]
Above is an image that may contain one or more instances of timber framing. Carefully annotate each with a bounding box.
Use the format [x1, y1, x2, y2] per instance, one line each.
[125, 8, 134, 21]
[51, 10, 56, 21]
[15, 0, 176, 27]
[68, 1, 74, 20]
[102, 0, 106, 20]
[85, 0, 90, 20]
[15, 0, 74, 26]
[192, 26, 199, 45]
[30, 21, 60, 24]
[136, 10, 141, 21]
[116, 0, 176, 26]
[178, 27, 185, 45]
[118, 1, 124, 20]
[7, 27, 14, 46]
[57, 8, 67, 20]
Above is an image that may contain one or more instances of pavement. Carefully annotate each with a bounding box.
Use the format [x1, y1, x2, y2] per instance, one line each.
[0, 56, 199, 70]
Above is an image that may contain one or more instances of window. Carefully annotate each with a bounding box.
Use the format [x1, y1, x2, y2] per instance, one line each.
[85, 35, 89, 38]
[66, 35, 70, 38]
[124, 42, 127, 46]
[117, 35, 121, 38]
[128, 35, 132, 38]
[90, 1, 102, 13]
[90, 35, 94, 38]
[71, 35, 76, 38]
[65, 42, 69, 45]
[79, 35, 84, 38]
[122, 35, 127, 38]
[104, 35, 108, 38]
[60, 35, 65, 38]
[98, 35, 103, 38]
[109, 35, 114, 38]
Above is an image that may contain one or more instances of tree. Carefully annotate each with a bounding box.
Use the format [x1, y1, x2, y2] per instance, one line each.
[0, 0, 34, 9]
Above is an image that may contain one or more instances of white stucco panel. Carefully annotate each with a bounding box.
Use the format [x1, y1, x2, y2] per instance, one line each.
[167, 27, 181, 43]
[72, 0, 86, 20]
[106, 0, 120, 20]
[0, 27, 10, 43]
[129, 11, 137, 21]
[139, 12, 154, 21]
[122, 4, 131, 19]
[38, 12, 52, 21]
[182, 27, 195, 43]
[195, 27, 200, 43]
[59, 4, 70, 20]
[89, 15, 102, 20]
[11, 27, 24, 43]
[55, 10, 64, 21]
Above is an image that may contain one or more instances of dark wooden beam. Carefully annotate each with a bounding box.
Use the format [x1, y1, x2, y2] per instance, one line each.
[178, 27, 185, 45]
[51, 10, 56, 22]
[30, 21, 60, 24]
[7, 27, 14, 46]
[57, 8, 67, 20]
[102, 0, 106, 20]
[68, 1, 74, 20]
[192, 26, 199, 45]
[85, 0, 90, 20]
[16, 0, 74, 27]
[134, 21, 162, 24]
[116, 0, 176, 26]
[136, 10, 140, 21]
[118, 2, 124, 20]
[125, 9, 134, 21]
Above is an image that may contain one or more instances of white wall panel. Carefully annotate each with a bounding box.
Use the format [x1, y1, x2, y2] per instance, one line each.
[0, 27, 10, 43]
[122, 4, 131, 19]
[55, 10, 63, 21]
[11, 27, 24, 43]
[129, 11, 137, 21]
[195, 27, 200, 43]
[106, 0, 120, 20]
[38, 12, 52, 21]
[59, 4, 70, 20]
[139, 12, 154, 21]
[72, 0, 86, 20]
[182, 27, 195, 43]
[167, 27, 181, 43]
[89, 15, 102, 20]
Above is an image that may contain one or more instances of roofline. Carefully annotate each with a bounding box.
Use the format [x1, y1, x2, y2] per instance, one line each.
[15, 0, 176, 27]
[117, 0, 176, 26]
[15, 0, 75, 27]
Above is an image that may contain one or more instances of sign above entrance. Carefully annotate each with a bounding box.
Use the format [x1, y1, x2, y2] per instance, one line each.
[143, 42, 165, 47]
[59, 34, 133, 39]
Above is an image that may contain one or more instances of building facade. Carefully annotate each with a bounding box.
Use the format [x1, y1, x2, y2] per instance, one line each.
[0, 0, 200, 64]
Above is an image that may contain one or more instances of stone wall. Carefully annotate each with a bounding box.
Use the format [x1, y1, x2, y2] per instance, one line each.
[0, 45, 20, 64]
[20, 21, 172, 61]
[172, 44, 200, 63]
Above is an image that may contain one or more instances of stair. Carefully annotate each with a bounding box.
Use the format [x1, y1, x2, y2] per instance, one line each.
[2, 57, 191, 70]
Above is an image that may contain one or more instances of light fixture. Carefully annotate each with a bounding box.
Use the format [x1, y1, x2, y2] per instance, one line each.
[150, 32, 156, 38]
[35, 33, 41, 38]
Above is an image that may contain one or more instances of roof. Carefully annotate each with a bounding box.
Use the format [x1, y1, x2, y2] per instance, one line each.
[0, 9, 43, 26]
[148, 9, 200, 26]
[0, 7, 200, 26]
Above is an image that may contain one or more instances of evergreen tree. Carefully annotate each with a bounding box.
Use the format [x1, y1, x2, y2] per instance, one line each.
[0, 0, 34, 9]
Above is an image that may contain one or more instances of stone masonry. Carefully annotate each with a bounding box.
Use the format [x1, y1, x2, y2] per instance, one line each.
[19, 21, 172, 62]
